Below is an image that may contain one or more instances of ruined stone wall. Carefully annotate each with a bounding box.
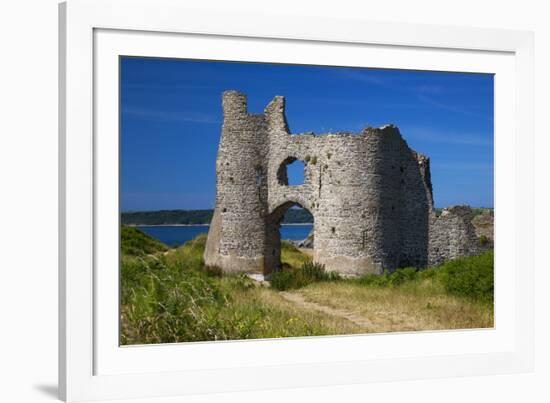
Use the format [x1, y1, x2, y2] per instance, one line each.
[472, 210, 494, 242]
[428, 206, 488, 266]
[204, 92, 269, 273]
[205, 90, 488, 276]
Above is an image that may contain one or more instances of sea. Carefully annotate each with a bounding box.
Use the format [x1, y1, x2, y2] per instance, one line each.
[138, 224, 313, 247]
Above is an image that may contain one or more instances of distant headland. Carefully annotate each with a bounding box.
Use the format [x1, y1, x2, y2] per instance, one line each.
[121, 208, 313, 226]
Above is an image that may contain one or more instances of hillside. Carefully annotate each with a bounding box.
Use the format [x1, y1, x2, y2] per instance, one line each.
[121, 207, 313, 225]
[121, 226, 168, 255]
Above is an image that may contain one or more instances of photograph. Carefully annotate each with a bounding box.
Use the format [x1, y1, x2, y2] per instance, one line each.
[119, 56, 494, 345]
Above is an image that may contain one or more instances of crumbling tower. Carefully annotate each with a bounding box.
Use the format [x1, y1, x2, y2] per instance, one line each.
[205, 91, 482, 276]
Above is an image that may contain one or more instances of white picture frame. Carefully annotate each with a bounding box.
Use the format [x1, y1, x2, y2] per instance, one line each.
[59, 0, 534, 401]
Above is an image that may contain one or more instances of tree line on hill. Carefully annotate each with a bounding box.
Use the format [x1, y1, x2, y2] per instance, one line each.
[121, 208, 314, 225]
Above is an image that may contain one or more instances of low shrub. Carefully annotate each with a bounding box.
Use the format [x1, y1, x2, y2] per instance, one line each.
[271, 261, 339, 291]
[301, 260, 340, 281]
[353, 251, 494, 304]
[388, 267, 418, 286]
[438, 251, 493, 303]
[224, 274, 257, 291]
[479, 235, 489, 246]
[354, 267, 419, 287]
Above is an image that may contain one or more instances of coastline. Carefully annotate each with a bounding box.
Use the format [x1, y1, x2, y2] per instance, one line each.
[127, 223, 210, 227]
[127, 223, 313, 227]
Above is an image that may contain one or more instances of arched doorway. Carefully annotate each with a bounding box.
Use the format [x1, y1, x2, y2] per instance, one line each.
[264, 200, 314, 276]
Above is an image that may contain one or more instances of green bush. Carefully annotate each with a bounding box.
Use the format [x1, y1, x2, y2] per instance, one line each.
[388, 267, 418, 286]
[224, 274, 257, 291]
[438, 251, 493, 302]
[271, 261, 339, 291]
[479, 235, 489, 246]
[354, 267, 419, 287]
[353, 251, 494, 303]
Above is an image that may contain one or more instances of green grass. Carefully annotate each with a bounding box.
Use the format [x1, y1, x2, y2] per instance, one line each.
[352, 251, 494, 303]
[437, 251, 493, 303]
[271, 260, 340, 291]
[120, 230, 494, 344]
[120, 234, 358, 344]
[280, 240, 311, 268]
[292, 252, 494, 333]
[121, 226, 168, 256]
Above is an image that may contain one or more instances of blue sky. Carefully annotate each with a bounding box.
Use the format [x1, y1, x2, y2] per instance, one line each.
[121, 57, 493, 211]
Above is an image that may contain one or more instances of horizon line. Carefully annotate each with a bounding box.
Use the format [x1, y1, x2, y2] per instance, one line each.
[121, 205, 494, 214]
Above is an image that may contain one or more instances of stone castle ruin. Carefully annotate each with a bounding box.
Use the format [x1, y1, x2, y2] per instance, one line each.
[204, 91, 488, 276]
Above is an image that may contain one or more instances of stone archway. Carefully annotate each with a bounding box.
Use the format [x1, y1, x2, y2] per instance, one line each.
[264, 200, 315, 276]
[204, 90, 435, 276]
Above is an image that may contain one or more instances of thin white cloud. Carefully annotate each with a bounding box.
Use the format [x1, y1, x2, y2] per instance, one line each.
[124, 83, 218, 91]
[336, 69, 389, 86]
[122, 106, 220, 124]
[431, 162, 493, 172]
[121, 191, 215, 211]
[405, 127, 492, 146]
[408, 85, 443, 95]
[340, 70, 491, 120]
[416, 93, 489, 119]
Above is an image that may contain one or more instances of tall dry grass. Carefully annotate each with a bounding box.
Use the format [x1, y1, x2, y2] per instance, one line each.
[120, 227, 494, 344]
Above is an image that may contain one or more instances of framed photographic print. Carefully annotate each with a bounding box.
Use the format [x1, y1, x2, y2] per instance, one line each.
[59, 0, 534, 401]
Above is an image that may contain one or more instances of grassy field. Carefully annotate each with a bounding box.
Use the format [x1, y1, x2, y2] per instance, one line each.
[120, 227, 493, 345]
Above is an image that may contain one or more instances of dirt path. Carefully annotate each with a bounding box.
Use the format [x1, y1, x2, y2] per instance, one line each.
[279, 291, 373, 328]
